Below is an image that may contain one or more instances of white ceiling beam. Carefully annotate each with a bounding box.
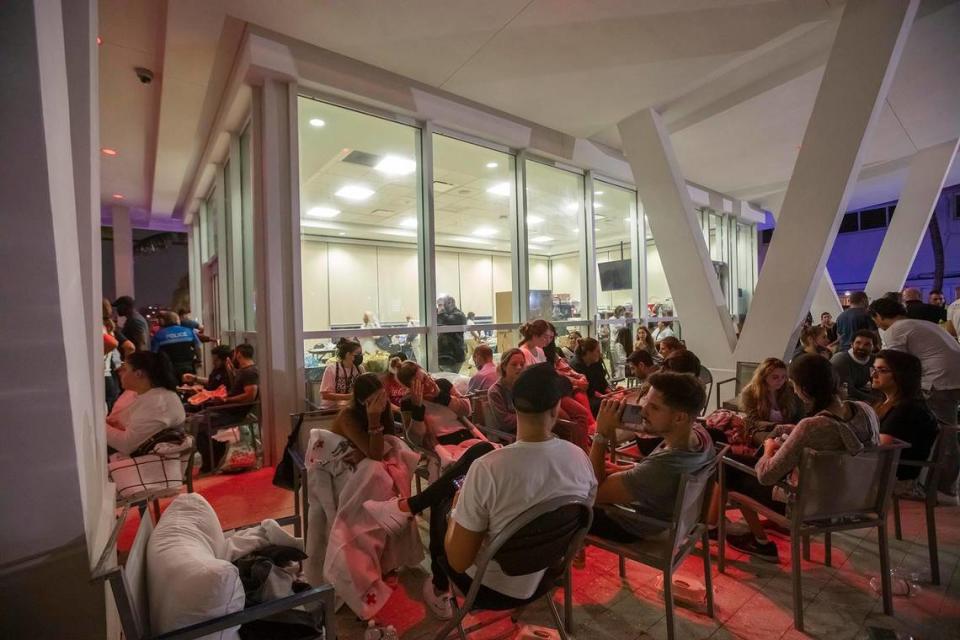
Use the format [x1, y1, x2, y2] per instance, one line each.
[736, 0, 919, 363]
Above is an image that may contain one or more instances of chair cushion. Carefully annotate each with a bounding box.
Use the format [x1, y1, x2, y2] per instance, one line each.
[146, 494, 244, 639]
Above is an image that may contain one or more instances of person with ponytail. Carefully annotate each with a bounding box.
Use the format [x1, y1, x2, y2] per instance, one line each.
[319, 338, 365, 407]
[725, 354, 880, 561]
[106, 351, 185, 455]
[518, 319, 553, 366]
[570, 337, 614, 416]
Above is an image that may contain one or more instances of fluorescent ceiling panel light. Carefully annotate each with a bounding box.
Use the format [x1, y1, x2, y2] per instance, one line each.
[309, 118, 325, 127]
[452, 236, 492, 245]
[399, 217, 418, 228]
[375, 155, 416, 176]
[526, 215, 544, 225]
[594, 190, 604, 196]
[563, 201, 579, 212]
[306, 206, 340, 218]
[381, 229, 417, 238]
[300, 220, 339, 230]
[485, 162, 498, 169]
[472, 226, 497, 237]
[335, 184, 374, 201]
[486, 182, 511, 197]
[530, 235, 554, 243]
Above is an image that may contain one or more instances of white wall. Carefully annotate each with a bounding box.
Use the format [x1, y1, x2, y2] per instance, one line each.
[646, 242, 673, 309]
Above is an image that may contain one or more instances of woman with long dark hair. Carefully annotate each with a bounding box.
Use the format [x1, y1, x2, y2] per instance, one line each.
[330, 373, 396, 461]
[872, 349, 938, 482]
[570, 337, 614, 416]
[634, 325, 656, 359]
[106, 351, 185, 455]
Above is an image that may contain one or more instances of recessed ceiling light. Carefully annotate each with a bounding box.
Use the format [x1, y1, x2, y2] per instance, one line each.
[563, 201, 579, 212]
[594, 191, 604, 196]
[473, 226, 497, 237]
[309, 118, 325, 128]
[399, 217, 417, 228]
[530, 235, 554, 243]
[487, 182, 511, 197]
[338, 232, 346, 236]
[375, 155, 416, 176]
[335, 185, 374, 201]
[623, 217, 632, 222]
[594, 214, 607, 221]
[101, 148, 118, 156]
[112, 193, 124, 199]
[485, 162, 498, 169]
[306, 206, 340, 219]
[526, 215, 544, 225]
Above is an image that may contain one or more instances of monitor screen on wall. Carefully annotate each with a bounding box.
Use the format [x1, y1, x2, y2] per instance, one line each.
[598, 259, 631, 291]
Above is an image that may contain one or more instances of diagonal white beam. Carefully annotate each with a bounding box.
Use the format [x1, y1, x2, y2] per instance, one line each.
[619, 108, 738, 371]
[736, 0, 918, 363]
[865, 139, 959, 299]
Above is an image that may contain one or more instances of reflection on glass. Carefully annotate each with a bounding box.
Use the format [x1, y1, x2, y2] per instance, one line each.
[432, 134, 515, 328]
[594, 182, 636, 316]
[297, 96, 422, 332]
[645, 214, 674, 318]
[525, 161, 584, 321]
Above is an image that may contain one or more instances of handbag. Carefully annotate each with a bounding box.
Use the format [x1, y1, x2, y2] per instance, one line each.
[272, 413, 305, 490]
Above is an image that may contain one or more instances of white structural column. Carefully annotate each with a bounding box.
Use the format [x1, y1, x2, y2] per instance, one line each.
[762, 190, 843, 320]
[0, 0, 109, 637]
[251, 77, 301, 464]
[112, 204, 135, 298]
[736, 0, 918, 363]
[865, 140, 959, 299]
[619, 108, 738, 371]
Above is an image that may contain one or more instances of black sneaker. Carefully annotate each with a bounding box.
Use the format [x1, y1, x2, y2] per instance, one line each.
[726, 533, 779, 562]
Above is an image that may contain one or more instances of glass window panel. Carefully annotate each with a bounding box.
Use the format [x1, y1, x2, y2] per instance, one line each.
[432, 134, 516, 327]
[645, 214, 674, 318]
[205, 188, 219, 260]
[297, 96, 423, 334]
[593, 182, 636, 318]
[240, 125, 256, 330]
[525, 161, 584, 321]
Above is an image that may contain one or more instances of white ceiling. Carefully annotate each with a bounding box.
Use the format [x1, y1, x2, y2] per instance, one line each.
[98, 0, 960, 228]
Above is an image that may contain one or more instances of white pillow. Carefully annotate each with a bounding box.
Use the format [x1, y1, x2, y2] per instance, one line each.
[146, 494, 244, 640]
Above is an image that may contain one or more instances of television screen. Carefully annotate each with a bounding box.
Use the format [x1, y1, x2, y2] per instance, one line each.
[598, 259, 631, 291]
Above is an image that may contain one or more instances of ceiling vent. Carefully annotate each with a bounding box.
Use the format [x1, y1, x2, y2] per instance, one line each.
[341, 150, 381, 167]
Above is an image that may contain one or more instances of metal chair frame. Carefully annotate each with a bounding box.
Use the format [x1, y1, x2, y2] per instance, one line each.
[890, 424, 958, 585]
[718, 441, 907, 632]
[433, 495, 593, 640]
[714, 361, 759, 411]
[586, 444, 727, 640]
[91, 506, 337, 640]
[187, 398, 262, 474]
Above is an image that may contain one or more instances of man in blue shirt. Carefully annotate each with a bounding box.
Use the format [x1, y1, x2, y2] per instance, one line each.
[152, 311, 201, 378]
[835, 291, 876, 352]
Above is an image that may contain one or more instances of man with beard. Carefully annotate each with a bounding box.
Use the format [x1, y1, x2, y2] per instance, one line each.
[830, 330, 881, 402]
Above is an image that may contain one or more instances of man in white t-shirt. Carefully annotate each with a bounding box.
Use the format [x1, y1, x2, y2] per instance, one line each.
[363, 363, 596, 619]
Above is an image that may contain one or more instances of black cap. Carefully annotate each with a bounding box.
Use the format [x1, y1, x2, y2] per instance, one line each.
[113, 295, 134, 307]
[512, 363, 572, 413]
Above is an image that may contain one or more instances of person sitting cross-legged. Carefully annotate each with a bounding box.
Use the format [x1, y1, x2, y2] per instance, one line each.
[589, 372, 716, 542]
[363, 363, 596, 620]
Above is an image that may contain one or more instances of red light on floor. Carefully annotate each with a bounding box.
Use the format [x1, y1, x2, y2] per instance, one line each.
[112, 194, 125, 200]
[102, 148, 118, 156]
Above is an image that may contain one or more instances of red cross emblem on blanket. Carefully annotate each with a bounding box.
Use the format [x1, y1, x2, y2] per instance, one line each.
[364, 591, 378, 606]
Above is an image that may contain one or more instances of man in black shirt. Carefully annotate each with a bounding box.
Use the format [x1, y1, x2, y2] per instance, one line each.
[113, 296, 150, 351]
[183, 344, 232, 390]
[196, 343, 259, 471]
[436, 295, 467, 373]
[903, 287, 947, 324]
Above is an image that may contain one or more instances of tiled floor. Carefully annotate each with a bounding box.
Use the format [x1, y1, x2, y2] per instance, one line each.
[129, 469, 960, 639]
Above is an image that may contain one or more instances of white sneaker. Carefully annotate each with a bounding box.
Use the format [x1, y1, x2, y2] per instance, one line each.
[363, 498, 412, 536]
[422, 579, 453, 620]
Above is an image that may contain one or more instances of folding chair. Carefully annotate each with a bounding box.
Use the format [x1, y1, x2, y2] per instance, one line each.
[697, 366, 713, 417]
[585, 444, 727, 640]
[468, 393, 517, 444]
[433, 495, 593, 640]
[718, 441, 908, 632]
[890, 424, 959, 585]
[91, 504, 336, 640]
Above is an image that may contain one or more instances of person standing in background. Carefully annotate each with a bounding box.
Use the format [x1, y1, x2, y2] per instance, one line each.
[437, 295, 467, 373]
[835, 291, 876, 352]
[113, 296, 150, 352]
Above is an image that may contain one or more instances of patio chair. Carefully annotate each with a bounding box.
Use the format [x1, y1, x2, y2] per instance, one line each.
[714, 361, 759, 411]
[718, 441, 908, 632]
[433, 495, 593, 640]
[890, 424, 959, 585]
[585, 444, 728, 640]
